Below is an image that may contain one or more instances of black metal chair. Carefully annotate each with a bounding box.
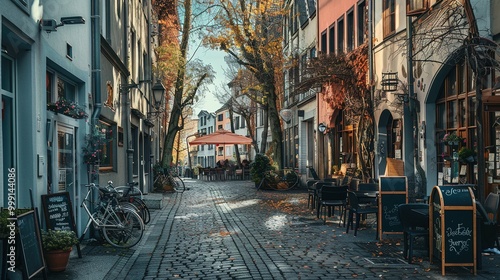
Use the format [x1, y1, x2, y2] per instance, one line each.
[306, 180, 320, 209]
[397, 203, 429, 264]
[346, 191, 378, 237]
[483, 192, 500, 248]
[318, 185, 348, 225]
[357, 183, 378, 192]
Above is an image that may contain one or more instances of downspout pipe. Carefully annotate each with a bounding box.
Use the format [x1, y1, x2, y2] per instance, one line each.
[91, 0, 101, 124]
[368, 0, 374, 179]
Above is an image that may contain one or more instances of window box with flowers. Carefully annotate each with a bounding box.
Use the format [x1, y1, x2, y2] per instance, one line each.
[47, 98, 88, 119]
[442, 132, 463, 147]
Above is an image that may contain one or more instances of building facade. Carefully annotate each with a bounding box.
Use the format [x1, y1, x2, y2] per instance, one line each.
[1, 0, 163, 235]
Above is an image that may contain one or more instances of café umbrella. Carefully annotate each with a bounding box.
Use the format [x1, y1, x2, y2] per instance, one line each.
[188, 130, 253, 145]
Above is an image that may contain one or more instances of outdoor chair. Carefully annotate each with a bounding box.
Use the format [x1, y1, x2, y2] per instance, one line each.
[318, 185, 348, 225]
[357, 183, 378, 192]
[307, 180, 320, 209]
[346, 191, 378, 238]
[397, 203, 429, 264]
[484, 192, 499, 222]
[314, 182, 336, 217]
[479, 194, 500, 249]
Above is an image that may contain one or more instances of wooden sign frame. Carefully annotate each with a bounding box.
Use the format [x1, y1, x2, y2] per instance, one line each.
[41, 192, 81, 258]
[16, 210, 47, 279]
[429, 185, 477, 276]
[378, 176, 408, 240]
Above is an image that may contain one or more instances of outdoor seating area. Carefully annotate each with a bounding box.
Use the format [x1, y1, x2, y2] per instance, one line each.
[303, 173, 500, 274]
[198, 167, 251, 181]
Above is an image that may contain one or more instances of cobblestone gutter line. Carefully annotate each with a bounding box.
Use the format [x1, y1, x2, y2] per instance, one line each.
[104, 192, 182, 280]
[209, 187, 284, 279]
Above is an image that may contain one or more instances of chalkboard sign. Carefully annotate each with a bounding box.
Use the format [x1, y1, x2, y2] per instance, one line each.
[41, 192, 81, 258]
[41, 192, 74, 231]
[378, 176, 408, 239]
[380, 194, 406, 232]
[380, 176, 407, 191]
[429, 185, 476, 276]
[17, 210, 46, 279]
[444, 210, 474, 263]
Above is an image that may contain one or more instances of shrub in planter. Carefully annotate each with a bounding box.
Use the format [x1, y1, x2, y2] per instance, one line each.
[249, 153, 274, 184]
[42, 229, 79, 272]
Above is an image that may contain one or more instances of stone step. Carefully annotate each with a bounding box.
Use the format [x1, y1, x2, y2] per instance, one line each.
[142, 193, 168, 209]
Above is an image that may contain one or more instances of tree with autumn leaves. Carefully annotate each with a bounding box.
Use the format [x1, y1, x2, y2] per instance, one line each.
[298, 44, 374, 181]
[204, 0, 286, 168]
[153, 0, 214, 167]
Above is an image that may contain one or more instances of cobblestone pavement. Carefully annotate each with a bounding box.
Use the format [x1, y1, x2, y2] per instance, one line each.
[42, 179, 500, 279]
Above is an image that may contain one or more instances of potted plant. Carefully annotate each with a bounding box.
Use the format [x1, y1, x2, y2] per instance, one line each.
[249, 153, 274, 186]
[458, 147, 477, 163]
[41, 229, 79, 272]
[442, 132, 463, 146]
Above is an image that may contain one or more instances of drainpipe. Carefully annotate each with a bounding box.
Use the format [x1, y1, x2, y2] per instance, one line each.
[368, 0, 374, 179]
[124, 0, 134, 184]
[404, 16, 416, 198]
[91, 0, 101, 184]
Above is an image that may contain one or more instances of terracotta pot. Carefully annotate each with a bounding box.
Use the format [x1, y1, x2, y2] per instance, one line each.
[44, 248, 72, 272]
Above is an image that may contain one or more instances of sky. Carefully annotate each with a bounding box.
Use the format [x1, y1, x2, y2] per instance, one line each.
[191, 45, 228, 117]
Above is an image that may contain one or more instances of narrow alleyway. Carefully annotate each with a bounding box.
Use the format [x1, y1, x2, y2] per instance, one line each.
[43, 179, 500, 279]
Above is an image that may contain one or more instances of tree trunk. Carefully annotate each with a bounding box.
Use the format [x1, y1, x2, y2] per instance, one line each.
[161, 0, 191, 167]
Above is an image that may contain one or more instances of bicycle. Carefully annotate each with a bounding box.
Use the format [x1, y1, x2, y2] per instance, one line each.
[257, 168, 300, 191]
[113, 181, 151, 224]
[154, 167, 186, 193]
[80, 183, 144, 248]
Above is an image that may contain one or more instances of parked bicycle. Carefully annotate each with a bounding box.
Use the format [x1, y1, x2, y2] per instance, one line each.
[80, 183, 144, 248]
[113, 181, 151, 224]
[154, 166, 186, 193]
[257, 168, 300, 191]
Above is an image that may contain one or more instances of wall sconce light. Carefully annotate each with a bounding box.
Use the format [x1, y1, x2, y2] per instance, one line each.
[381, 72, 398, 92]
[40, 16, 85, 33]
[318, 123, 327, 134]
[279, 109, 293, 124]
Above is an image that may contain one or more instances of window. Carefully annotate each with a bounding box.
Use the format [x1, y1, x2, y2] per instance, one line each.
[406, 0, 428, 16]
[55, 76, 76, 102]
[298, 0, 308, 27]
[218, 147, 223, 156]
[328, 24, 335, 54]
[218, 114, 223, 121]
[357, 1, 366, 45]
[98, 120, 116, 168]
[337, 17, 344, 53]
[436, 62, 477, 184]
[321, 31, 327, 53]
[347, 9, 354, 51]
[241, 117, 246, 128]
[307, 0, 316, 17]
[383, 0, 396, 37]
[235, 116, 240, 129]
[301, 54, 308, 78]
[310, 47, 316, 58]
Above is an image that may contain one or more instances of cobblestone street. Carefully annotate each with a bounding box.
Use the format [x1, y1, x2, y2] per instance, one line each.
[46, 179, 500, 279]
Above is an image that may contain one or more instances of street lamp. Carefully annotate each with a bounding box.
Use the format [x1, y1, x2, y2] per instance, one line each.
[318, 123, 327, 134]
[148, 81, 166, 168]
[151, 81, 165, 110]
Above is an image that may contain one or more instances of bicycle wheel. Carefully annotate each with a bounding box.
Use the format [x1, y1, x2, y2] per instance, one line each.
[102, 208, 144, 248]
[128, 197, 150, 224]
[284, 170, 299, 189]
[171, 175, 186, 193]
[119, 201, 147, 224]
